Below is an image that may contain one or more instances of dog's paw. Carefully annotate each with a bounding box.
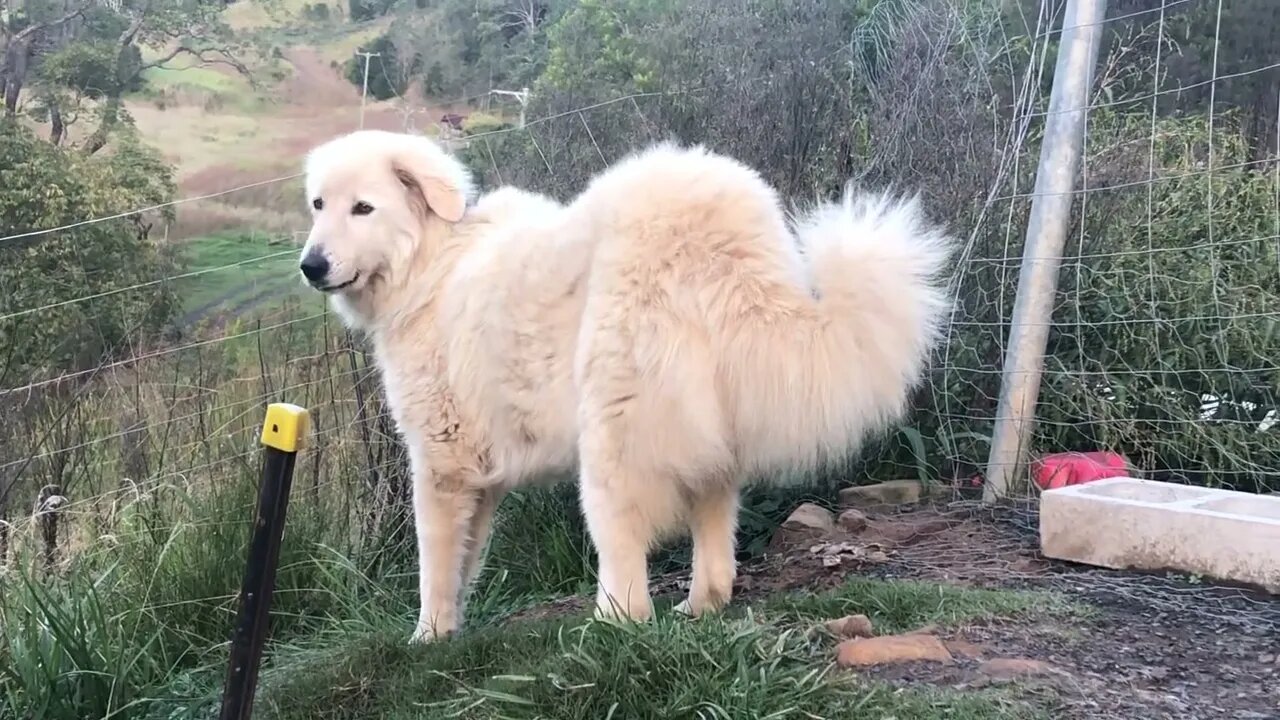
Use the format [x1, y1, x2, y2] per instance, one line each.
[592, 595, 654, 624]
[408, 625, 438, 645]
[591, 604, 629, 625]
[409, 622, 456, 646]
[672, 599, 695, 618]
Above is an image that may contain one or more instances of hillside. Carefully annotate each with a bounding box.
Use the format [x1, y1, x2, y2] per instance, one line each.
[126, 3, 429, 322]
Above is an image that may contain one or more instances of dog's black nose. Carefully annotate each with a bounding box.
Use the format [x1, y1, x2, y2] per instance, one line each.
[299, 253, 330, 283]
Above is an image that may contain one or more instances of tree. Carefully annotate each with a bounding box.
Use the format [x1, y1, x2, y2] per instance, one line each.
[0, 0, 85, 115]
[0, 118, 180, 388]
[341, 0, 565, 102]
[3, 0, 255, 153]
[348, 0, 398, 22]
[79, 0, 254, 155]
[343, 30, 414, 101]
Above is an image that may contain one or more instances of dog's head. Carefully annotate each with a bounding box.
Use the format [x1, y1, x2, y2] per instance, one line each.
[299, 130, 474, 302]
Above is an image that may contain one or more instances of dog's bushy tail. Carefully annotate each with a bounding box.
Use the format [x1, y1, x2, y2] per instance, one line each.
[729, 190, 954, 477]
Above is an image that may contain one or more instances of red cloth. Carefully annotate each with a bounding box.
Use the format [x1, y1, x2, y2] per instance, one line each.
[1031, 451, 1130, 490]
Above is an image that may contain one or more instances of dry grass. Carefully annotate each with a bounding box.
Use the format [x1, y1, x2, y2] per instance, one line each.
[315, 22, 392, 64]
[224, 0, 344, 31]
[125, 45, 417, 198]
[171, 202, 307, 240]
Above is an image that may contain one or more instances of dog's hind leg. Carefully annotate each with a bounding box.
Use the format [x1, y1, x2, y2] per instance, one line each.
[675, 480, 739, 618]
[578, 416, 683, 623]
[457, 484, 507, 611]
[579, 463, 666, 622]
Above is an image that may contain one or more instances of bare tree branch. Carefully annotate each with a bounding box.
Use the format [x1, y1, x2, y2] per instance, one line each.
[2, 3, 87, 115]
[140, 44, 256, 88]
[13, 4, 86, 42]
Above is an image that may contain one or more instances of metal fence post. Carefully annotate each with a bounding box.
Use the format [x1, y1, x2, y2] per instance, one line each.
[34, 484, 66, 576]
[984, 0, 1109, 501]
[219, 402, 310, 720]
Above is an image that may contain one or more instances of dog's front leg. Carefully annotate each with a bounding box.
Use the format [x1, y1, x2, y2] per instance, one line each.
[409, 459, 481, 644]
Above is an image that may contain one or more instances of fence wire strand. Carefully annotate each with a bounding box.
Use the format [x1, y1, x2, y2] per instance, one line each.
[1, 8, 1277, 683]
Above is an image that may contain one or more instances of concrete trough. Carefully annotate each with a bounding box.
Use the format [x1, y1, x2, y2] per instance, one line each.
[1039, 476, 1280, 593]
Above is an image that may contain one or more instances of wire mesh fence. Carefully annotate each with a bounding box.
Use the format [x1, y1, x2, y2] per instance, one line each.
[936, 0, 1280, 499]
[2, 3, 1280, 718]
[0, 0, 1275, 616]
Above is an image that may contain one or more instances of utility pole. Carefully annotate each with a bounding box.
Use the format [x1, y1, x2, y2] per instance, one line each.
[491, 87, 531, 129]
[355, 51, 381, 129]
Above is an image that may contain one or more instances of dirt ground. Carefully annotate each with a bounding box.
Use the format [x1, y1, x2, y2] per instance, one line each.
[830, 503, 1280, 720]
[510, 501, 1280, 720]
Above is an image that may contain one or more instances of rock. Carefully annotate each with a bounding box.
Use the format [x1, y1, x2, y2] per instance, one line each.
[838, 480, 923, 508]
[837, 508, 868, 532]
[824, 614, 874, 639]
[769, 503, 835, 552]
[978, 657, 1069, 681]
[782, 503, 835, 533]
[836, 633, 954, 667]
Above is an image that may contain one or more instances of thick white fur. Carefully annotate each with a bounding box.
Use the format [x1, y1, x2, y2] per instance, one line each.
[299, 129, 953, 642]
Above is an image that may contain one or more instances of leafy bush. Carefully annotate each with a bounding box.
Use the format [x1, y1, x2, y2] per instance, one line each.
[0, 121, 181, 388]
[348, 0, 399, 22]
[460, 110, 510, 136]
[342, 32, 418, 101]
[303, 2, 332, 22]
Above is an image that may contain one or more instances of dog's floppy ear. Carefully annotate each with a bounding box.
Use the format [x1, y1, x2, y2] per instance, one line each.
[390, 140, 470, 223]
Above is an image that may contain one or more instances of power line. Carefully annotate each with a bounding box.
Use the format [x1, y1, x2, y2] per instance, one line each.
[0, 247, 300, 322]
[0, 173, 303, 246]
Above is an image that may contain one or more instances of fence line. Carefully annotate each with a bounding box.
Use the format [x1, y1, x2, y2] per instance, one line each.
[4, 1, 1279, 576]
[0, 85, 688, 570]
[0, 362, 377, 475]
[946, 0, 1280, 498]
[0, 247, 301, 323]
[0, 174, 304, 246]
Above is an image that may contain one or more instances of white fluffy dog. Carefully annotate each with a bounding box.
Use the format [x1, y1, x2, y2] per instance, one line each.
[298, 129, 953, 642]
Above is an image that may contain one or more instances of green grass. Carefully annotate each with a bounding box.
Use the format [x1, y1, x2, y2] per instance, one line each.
[141, 65, 245, 96]
[763, 577, 1082, 632]
[235, 578, 1060, 720]
[0, 322, 1077, 720]
[1, 462, 1072, 720]
[176, 231, 307, 318]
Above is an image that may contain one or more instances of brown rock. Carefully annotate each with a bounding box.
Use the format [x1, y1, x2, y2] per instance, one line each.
[978, 657, 1068, 681]
[838, 480, 923, 508]
[782, 502, 835, 533]
[836, 633, 954, 667]
[769, 503, 836, 552]
[837, 508, 868, 532]
[824, 614, 874, 638]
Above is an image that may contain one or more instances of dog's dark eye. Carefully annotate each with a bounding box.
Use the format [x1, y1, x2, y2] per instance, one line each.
[312, 197, 324, 211]
[352, 201, 374, 216]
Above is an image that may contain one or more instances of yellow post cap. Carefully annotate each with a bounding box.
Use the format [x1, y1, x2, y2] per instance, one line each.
[260, 403, 310, 452]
